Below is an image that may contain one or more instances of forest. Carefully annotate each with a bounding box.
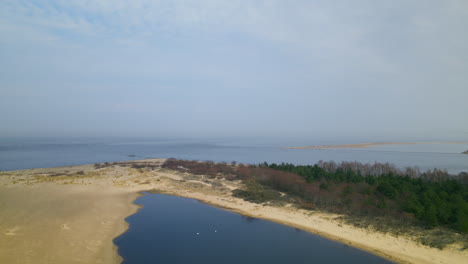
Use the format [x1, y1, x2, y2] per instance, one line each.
[261, 161, 468, 233]
[161, 159, 468, 236]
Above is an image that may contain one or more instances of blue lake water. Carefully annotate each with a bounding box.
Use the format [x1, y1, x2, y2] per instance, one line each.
[0, 137, 467, 173]
[114, 194, 394, 264]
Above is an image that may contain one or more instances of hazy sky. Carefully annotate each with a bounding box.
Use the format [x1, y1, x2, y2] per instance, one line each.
[1, 0, 467, 139]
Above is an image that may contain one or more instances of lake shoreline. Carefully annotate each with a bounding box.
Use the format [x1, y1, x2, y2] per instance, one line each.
[1, 159, 467, 264]
[147, 190, 403, 263]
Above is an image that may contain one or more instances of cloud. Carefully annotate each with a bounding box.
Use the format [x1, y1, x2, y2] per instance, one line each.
[2, 0, 467, 83]
[0, 1, 467, 138]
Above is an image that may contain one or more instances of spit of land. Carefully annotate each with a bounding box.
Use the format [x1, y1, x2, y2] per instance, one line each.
[0, 159, 466, 264]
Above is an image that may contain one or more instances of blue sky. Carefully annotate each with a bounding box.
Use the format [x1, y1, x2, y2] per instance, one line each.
[1, 0, 467, 140]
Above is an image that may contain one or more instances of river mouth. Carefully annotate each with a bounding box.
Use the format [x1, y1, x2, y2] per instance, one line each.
[114, 193, 394, 264]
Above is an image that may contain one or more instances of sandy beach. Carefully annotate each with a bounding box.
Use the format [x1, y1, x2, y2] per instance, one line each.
[1, 159, 467, 264]
[287, 141, 468, 149]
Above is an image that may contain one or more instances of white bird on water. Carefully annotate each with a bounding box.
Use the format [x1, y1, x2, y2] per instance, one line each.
[196, 232, 200, 235]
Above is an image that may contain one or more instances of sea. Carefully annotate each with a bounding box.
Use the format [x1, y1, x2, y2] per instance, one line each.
[0, 137, 467, 174]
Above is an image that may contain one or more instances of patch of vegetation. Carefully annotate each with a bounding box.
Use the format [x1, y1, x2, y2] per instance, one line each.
[94, 161, 160, 170]
[263, 162, 468, 233]
[147, 189, 171, 195]
[232, 180, 283, 204]
[162, 158, 238, 176]
[418, 229, 468, 249]
[162, 159, 468, 249]
[340, 214, 468, 249]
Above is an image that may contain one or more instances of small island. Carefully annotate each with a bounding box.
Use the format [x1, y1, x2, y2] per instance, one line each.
[463, 150, 468, 154]
[0, 159, 467, 264]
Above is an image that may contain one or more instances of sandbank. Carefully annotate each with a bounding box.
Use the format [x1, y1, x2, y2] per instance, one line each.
[286, 141, 468, 149]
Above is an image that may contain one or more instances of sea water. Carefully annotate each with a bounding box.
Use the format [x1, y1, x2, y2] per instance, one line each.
[0, 137, 467, 173]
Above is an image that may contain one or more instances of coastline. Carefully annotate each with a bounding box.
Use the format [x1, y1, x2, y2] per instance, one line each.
[0, 164, 145, 264]
[1, 159, 467, 264]
[150, 189, 466, 264]
[151, 191, 405, 263]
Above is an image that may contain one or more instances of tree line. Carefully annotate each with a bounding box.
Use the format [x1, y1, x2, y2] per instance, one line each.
[261, 161, 468, 233]
[162, 159, 468, 233]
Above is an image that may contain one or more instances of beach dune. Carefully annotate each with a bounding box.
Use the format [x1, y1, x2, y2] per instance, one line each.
[0, 183, 139, 264]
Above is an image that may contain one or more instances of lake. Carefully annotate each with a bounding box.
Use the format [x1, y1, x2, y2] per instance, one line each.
[114, 193, 394, 264]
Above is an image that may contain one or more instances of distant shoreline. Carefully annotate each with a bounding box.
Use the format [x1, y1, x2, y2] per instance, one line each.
[286, 141, 468, 149]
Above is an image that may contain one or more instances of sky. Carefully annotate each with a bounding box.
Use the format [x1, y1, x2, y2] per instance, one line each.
[1, 0, 468, 140]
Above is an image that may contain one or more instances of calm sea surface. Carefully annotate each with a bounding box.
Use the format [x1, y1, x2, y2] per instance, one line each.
[114, 194, 394, 264]
[0, 137, 467, 173]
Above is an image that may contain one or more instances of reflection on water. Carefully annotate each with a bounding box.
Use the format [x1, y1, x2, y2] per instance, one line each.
[241, 215, 259, 222]
[114, 193, 394, 264]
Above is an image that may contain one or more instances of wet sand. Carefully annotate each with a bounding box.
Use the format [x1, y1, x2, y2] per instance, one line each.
[0, 159, 466, 264]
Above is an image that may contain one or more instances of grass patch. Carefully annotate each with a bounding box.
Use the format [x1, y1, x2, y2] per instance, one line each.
[232, 180, 284, 204]
[339, 214, 468, 249]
